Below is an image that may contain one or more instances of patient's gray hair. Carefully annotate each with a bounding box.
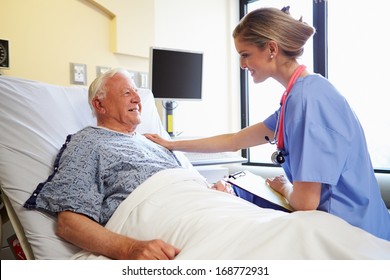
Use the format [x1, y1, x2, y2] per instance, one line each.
[88, 68, 133, 116]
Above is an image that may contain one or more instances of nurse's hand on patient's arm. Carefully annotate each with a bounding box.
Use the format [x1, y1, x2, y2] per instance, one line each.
[144, 133, 173, 150]
[266, 176, 321, 211]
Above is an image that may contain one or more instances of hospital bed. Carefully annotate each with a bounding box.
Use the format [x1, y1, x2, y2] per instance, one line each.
[1, 76, 390, 260]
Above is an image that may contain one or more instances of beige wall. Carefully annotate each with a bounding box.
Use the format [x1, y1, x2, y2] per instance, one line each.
[0, 0, 241, 136]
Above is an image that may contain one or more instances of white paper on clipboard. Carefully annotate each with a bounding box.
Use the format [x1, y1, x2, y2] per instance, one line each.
[227, 170, 293, 212]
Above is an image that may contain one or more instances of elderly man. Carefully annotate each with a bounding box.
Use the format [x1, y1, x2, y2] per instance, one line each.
[24, 68, 183, 259]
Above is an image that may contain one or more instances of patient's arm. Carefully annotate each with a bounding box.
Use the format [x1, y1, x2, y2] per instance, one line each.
[56, 211, 180, 260]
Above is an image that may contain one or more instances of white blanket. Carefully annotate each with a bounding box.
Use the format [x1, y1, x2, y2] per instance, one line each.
[73, 168, 390, 260]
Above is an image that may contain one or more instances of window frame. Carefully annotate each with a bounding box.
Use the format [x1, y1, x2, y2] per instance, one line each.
[238, 0, 389, 174]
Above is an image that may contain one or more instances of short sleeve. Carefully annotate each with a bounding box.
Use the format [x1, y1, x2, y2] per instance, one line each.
[263, 109, 280, 131]
[24, 132, 104, 222]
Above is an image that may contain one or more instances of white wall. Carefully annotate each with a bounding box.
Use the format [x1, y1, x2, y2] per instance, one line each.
[154, 0, 241, 137]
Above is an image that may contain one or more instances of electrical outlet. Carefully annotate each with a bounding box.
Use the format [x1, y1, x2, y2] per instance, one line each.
[70, 63, 87, 85]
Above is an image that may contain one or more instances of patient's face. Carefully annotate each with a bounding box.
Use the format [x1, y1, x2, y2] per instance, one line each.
[96, 73, 142, 133]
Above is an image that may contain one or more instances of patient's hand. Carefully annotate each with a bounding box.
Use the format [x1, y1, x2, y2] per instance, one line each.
[126, 239, 181, 260]
[57, 210, 181, 260]
[211, 180, 236, 195]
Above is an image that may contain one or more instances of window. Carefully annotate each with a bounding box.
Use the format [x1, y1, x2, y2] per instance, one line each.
[241, 0, 390, 172]
[327, 0, 390, 171]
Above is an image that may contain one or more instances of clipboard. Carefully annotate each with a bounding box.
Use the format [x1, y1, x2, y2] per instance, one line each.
[227, 170, 293, 212]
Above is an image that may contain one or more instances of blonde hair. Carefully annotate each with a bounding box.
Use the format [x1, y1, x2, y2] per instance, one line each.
[233, 7, 315, 58]
[88, 68, 132, 115]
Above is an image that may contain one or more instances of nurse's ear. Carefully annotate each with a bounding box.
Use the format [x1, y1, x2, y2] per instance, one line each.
[268, 41, 279, 58]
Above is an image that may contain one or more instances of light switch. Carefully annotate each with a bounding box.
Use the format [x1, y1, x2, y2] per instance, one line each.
[127, 70, 138, 87]
[96, 66, 111, 77]
[70, 63, 87, 85]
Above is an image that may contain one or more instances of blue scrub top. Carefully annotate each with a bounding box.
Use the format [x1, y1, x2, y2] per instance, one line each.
[263, 74, 390, 241]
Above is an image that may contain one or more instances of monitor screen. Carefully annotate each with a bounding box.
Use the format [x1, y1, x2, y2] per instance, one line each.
[150, 47, 203, 100]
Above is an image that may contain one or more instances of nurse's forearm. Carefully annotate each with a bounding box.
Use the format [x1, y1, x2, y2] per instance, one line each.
[267, 177, 321, 211]
[167, 134, 239, 153]
[166, 123, 272, 152]
[286, 182, 321, 211]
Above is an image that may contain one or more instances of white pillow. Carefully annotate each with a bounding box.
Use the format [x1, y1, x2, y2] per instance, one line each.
[0, 76, 192, 259]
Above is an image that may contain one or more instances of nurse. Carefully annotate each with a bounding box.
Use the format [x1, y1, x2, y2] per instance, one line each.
[145, 7, 390, 241]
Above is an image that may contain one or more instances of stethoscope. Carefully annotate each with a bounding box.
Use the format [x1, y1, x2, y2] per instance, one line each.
[265, 65, 307, 165]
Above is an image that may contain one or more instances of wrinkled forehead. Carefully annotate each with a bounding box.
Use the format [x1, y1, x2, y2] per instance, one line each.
[105, 73, 137, 93]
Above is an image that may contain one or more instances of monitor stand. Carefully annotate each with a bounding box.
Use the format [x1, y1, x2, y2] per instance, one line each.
[164, 100, 176, 137]
[164, 100, 183, 137]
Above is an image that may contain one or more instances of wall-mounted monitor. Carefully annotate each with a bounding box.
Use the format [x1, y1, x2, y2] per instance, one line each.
[149, 47, 203, 101]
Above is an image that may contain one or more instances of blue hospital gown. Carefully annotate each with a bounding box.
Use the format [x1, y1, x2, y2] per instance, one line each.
[263, 74, 390, 241]
[24, 126, 182, 225]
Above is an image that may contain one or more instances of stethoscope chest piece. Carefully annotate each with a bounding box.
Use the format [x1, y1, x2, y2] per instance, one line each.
[271, 150, 285, 165]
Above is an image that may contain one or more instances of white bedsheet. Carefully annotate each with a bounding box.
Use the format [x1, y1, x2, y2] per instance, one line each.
[73, 168, 390, 260]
